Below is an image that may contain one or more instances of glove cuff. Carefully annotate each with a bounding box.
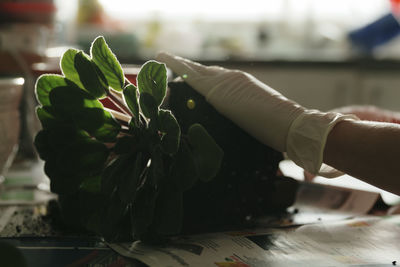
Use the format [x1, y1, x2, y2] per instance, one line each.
[286, 110, 358, 176]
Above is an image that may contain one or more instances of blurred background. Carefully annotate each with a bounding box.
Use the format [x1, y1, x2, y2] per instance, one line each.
[2, 0, 400, 116]
[1, 0, 400, 200]
[3, 0, 398, 61]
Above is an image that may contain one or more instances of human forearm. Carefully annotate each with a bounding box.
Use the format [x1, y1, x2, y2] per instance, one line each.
[324, 120, 400, 195]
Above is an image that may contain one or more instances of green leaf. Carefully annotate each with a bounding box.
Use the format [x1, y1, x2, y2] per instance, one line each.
[36, 106, 60, 129]
[113, 136, 137, 154]
[48, 84, 105, 119]
[80, 175, 102, 193]
[61, 49, 84, 88]
[123, 84, 140, 127]
[57, 193, 83, 228]
[47, 126, 90, 152]
[130, 180, 158, 239]
[45, 159, 83, 194]
[36, 106, 77, 131]
[76, 108, 105, 131]
[153, 183, 183, 235]
[34, 130, 54, 160]
[170, 140, 199, 191]
[118, 153, 143, 204]
[102, 192, 128, 241]
[102, 153, 145, 200]
[47, 138, 107, 194]
[57, 138, 109, 178]
[82, 97, 103, 109]
[61, 49, 110, 98]
[35, 74, 68, 106]
[91, 36, 125, 92]
[39, 83, 119, 141]
[102, 157, 124, 195]
[49, 85, 87, 118]
[74, 51, 109, 98]
[108, 193, 128, 222]
[78, 192, 106, 233]
[139, 93, 159, 121]
[148, 148, 164, 186]
[188, 123, 224, 182]
[75, 108, 121, 142]
[137, 61, 167, 106]
[158, 110, 180, 154]
[91, 111, 121, 142]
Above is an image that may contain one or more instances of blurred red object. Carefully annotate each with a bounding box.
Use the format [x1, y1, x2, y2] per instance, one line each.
[391, 0, 400, 17]
[0, 1, 56, 24]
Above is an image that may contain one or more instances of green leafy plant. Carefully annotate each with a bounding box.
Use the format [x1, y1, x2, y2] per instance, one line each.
[34, 36, 223, 243]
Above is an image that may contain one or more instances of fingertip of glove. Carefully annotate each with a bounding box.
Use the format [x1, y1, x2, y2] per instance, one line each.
[155, 51, 174, 63]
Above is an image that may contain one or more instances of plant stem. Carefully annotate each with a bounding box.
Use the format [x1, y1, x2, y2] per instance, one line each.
[108, 90, 132, 116]
[124, 77, 131, 87]
[116, 119, 129, 127]
[104, 108, 131, 126]
[119, 128, 131, 135]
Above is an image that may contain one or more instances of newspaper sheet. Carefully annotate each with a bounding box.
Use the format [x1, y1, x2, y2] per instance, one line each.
[110, 181, 390, 267]
[287, 181, 380, 225]
[110, 215, 400, 267]
[255, 181, 380, 228]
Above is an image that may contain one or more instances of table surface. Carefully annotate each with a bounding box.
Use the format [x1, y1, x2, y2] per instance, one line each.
[0, 201, 147, 266]
[0, 160, 398, 267]
[0, 160, 146, 266]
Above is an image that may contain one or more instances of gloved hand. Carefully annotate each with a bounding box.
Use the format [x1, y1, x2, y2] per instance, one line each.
[156, 52, 357, 175]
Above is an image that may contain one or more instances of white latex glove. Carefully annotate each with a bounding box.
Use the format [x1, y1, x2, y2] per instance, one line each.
[156, 52, 357, 175]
